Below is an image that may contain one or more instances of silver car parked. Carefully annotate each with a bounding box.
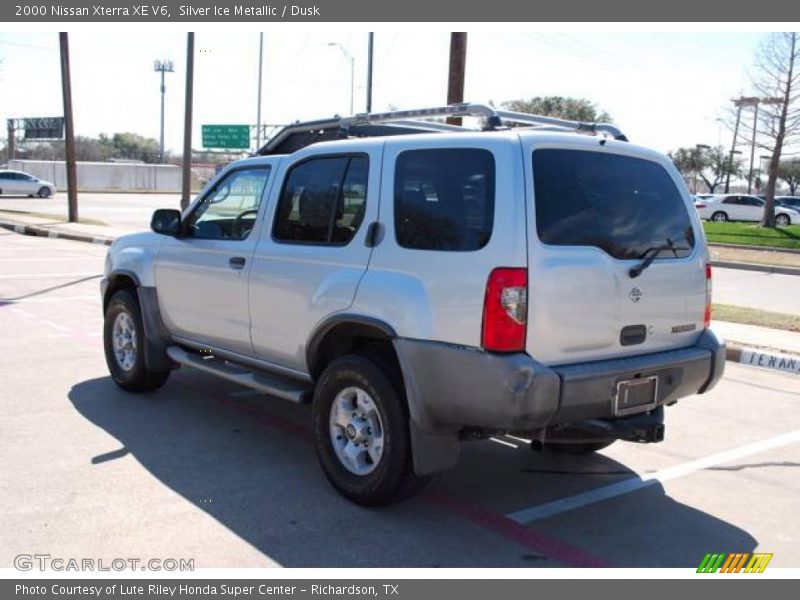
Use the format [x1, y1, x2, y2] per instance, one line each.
[0, 170, 57, 198]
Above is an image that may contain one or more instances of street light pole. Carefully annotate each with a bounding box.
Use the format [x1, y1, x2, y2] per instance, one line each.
[366, 33, 374, 113]
[255, 33, 264, 150]
[154, 59, 174, 163]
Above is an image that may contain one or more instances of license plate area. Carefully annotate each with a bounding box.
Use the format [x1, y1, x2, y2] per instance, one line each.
[614, 375, 659, 416]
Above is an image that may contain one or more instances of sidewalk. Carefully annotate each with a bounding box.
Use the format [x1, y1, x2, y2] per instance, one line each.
[0, 211, 132, 245]
[713, 320, 800, 375]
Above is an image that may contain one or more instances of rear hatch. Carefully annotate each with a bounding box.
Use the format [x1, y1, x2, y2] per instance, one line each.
[525, 140, 707, 366]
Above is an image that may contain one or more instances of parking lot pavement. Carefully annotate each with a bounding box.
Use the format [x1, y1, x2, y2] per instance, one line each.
[2, 230, 799, 568]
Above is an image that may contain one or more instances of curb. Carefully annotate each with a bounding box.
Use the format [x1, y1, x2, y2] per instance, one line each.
[0, 219, 113, 246]
[711, 260, 800, 276]
[725, 341, 800, 375]
[709, 242, 800, 255]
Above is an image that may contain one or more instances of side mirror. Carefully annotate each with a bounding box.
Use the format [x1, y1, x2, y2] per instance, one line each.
[151, 209, 182, 236]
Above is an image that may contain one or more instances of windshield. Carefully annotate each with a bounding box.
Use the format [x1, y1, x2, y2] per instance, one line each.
[533, 149, 695, 260]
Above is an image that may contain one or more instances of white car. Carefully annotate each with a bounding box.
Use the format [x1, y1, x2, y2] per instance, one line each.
[0, 170, 57, 198]
[695, 194, 799, 226]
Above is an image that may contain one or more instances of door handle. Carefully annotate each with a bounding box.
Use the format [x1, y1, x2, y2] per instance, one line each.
[229, 256, 246, 269]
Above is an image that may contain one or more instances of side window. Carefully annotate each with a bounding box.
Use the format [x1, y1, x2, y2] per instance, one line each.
[722, 196, 739, 205]
[273, 155, 368, 245]
[394, 148, 495, 251]
[185, 167, 270, 241]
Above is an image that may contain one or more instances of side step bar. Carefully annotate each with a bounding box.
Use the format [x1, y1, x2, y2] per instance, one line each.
[166, 346, 312, 404]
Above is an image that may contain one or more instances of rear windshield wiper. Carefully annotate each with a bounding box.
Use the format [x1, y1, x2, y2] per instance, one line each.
[629, 239, 678, 279]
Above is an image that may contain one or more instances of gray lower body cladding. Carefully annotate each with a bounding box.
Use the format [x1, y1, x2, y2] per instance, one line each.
[394, 329, 725, 435]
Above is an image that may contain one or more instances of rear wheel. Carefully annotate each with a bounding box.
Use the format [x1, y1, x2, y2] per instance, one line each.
[37, 186, 52, 198]
[710, 211, 728, 223]
[103, 289, 170, 392]
[776, 213, 791, 227]
[312, 354, 428, 506]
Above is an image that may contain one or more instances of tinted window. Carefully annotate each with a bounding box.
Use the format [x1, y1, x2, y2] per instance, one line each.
[533, 149, 695, 260]
[274, 156, 368, 245]
[185, 167, 270, 241]
[394, 148, 495, 251]
[722, 196, 741, 205]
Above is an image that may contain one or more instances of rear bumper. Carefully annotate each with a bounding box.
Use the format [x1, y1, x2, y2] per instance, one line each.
[394, 329, 725, 434]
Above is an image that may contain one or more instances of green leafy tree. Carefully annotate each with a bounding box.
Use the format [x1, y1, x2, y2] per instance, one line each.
[502, 96, 612, 123]
[778, 159, 800, 195]
[669, 146, 741, 193]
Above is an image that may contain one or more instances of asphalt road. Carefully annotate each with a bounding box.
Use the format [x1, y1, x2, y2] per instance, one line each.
[714, 266, 799, 315]
[2, 193, 799, 315]
[0, 192, 182, 233]
[1, 230, 799, 568]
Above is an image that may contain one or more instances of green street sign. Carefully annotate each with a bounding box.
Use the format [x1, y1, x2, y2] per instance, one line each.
[202, 124, 251, 149]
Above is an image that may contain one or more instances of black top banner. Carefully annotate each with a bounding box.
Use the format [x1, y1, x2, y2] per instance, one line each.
[3, 0, 800, 22]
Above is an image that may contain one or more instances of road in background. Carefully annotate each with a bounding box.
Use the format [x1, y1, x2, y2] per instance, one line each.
[714, 267, 800, 314]
[1, 231, 799, 568]
[2, 193, 799, 315]
[0, 192, 182, 233]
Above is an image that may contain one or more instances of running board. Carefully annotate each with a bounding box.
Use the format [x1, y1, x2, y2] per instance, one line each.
[166, 346, 312, 404]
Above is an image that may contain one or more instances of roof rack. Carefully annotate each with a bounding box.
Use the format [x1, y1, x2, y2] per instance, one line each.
[255, 102, 628, 156]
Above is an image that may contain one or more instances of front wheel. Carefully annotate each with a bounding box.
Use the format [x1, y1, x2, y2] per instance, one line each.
[312, 354, 428, 506]
[103, 289, 170, 392]
[37, 186, 52, 198]
[776, 213, 791, 227]
[710, 211, 728, 223]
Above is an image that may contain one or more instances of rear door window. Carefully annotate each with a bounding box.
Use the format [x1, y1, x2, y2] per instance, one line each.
[533, 149, 695, 260]
[394, 148, 495, 251]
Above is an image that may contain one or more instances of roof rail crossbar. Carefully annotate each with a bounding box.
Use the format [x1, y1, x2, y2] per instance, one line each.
[256, 102, 627, 155]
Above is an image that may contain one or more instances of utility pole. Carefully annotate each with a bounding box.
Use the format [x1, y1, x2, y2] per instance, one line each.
[59, 33, 78, 223]
[181, 33, 195, 210]
[366, 33, 374, 113]
[446, 32, 467, 125]
[6, 120, 15, 160]
[154, 59, 174, 163]
[748, 102, 760, 194]
[724, 98, 747, 193]
[255, 32, 264, 150]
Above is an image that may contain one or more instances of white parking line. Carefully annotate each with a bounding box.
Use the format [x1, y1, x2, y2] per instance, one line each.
[490, 437, 518, 449]
[506, 429, 800, 523]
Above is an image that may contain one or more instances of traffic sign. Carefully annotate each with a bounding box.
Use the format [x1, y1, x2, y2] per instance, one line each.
[202, 124, 250, 149]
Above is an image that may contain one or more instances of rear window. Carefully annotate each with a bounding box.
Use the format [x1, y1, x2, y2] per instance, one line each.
[394, 148, 495, 251]
[533, 149, 695, 260]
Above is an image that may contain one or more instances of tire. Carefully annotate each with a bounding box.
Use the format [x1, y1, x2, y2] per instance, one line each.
[103, 289, 170, 392]
[37, 187, 52, 198]
[312, 354, 429, 506]
[544, 440, 615, 454]
[710, 211, 728, 223]
[776, 213, 791, 227]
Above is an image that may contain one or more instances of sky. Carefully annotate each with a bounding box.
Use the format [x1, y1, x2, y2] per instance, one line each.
[0, 30, 765, 156]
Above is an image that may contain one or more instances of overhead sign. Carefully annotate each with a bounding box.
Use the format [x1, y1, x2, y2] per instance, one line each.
[202, 124, 250, 149]
[23, 117, 64, 139]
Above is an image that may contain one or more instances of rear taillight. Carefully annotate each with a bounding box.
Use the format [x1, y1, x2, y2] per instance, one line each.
[695, 203, 707, 209]
[704, 264, 712, 329]
[482, 268, 528, 352]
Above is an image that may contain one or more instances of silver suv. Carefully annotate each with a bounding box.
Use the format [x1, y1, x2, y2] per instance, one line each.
[101, 104, 725, 505]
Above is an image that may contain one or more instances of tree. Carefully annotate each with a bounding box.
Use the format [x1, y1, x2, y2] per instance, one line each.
[748, 32, 800, 227]
[778, 159, 800, 195]
[502, 96, 612, 123]
[668, 145, 740, 193]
